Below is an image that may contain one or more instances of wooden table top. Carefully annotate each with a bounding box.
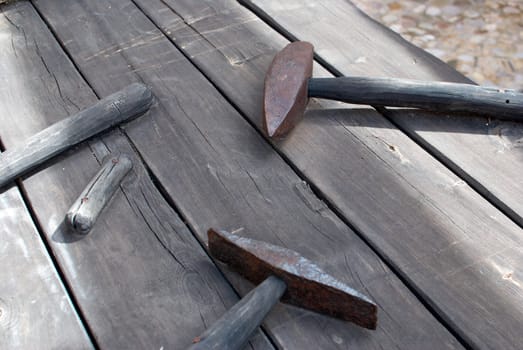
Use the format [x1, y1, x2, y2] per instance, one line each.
[1, 1, 521, 349]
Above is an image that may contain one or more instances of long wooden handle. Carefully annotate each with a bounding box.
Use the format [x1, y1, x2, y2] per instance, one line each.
[188, 276, 286, 350]
[308, 77, 523, 119]
[0, 83, 152, 190]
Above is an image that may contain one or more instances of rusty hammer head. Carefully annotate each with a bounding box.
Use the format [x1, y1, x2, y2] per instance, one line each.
[208, 228, 378, 329]
[263, 41, 314, 138]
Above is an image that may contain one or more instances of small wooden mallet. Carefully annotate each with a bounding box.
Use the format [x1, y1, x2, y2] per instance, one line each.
[188, 229, 377, 350]
[264, 41, 523, 138]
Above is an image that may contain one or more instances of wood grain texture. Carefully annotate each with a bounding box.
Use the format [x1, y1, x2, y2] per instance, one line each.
[0, 2, 272, 349]
[0, 187, 92, 349]
[243, 0, 523, 227]
[125, 0, 523, 348]
[33, 0, 465, 348]
[0, 82, 152, 190]
[66, 153, 132, 234]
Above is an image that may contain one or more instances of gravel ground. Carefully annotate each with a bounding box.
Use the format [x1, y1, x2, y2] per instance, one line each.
[351, 0, 523, 90]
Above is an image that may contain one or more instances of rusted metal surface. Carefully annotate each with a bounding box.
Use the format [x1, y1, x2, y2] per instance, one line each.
[208, 228, 378, 329]
[263, 41, 314, 138]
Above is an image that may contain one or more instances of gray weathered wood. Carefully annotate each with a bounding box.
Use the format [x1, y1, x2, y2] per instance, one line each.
[126, 0, 523, 348]
[66, 153, 132, 234]
[189, 276, 286, 350]
[33, 0, 466, 348]
[243, 0, 523, 227]
[308, 76, 523, 119]
[0, 83, 152, 190]
[0, 186, 92, 349]
[0, 2, 273, 349]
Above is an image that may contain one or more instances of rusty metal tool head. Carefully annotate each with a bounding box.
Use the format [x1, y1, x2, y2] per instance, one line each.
[188, 229, 377, 349]
[263, 41, 523, 138]
[263, 41, 314, 138]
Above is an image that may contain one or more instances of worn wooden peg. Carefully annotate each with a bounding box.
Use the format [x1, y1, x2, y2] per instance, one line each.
[66, 154, 132, 234]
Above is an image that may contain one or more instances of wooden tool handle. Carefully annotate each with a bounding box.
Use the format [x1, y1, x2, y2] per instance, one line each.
[188, 276, 286, 350]
[0, 83, 152, 190]
[66, 154, 132, 235]
[308, 77, 523, 119]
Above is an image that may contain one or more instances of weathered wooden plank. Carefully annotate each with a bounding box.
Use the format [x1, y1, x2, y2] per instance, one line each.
[120, 0, 523, 348]
[243, 0, 523, 227]
[32, 0, 466, 349]
[0, 186, 92, 349]
[0, 2, 272, 349]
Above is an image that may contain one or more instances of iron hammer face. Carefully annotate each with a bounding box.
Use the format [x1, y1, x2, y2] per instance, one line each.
[188, 229, 377, 350]
[208, 228, 377, 328]
[263, 41, 313, 138]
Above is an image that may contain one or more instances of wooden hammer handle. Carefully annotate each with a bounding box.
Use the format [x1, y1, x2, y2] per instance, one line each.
[188, 276, 286, 350]
[308, 77, 523, 119]
[0, 83, 152, 190]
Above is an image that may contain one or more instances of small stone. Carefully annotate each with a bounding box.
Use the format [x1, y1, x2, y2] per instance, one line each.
[382, 14, 398, 23]
[492, 48, 506, 57]
[425, 6, 441, 16]
[413, 4, 426, 14]
[464, 10, 480, 18]
[426, 48, 445, 59]
[458, 54, 474, 63]
[471, 72, 485, 83]
[441, 5, 461, 17]
[486, 1, 499, 10]
[420, 34, 436, 42]
[470, 35, 484, 44]
[419, 22, 434, 31]
[389, 24, 402, 33]
[405, 27, 425, 35]
[503, 6, 520, 15]
[483, 23, 497, 32]
[388, 2, 401, 11]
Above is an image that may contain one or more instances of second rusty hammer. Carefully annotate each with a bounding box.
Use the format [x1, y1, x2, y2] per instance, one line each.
[188, 229, 377, 349]
[263, 41, 523, 137]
